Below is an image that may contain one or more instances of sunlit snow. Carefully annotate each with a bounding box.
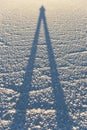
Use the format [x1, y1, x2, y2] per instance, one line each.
[0, 0, 87, 130]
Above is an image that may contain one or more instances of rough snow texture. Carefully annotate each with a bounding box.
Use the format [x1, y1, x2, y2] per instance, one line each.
[0, 0, 87, 130]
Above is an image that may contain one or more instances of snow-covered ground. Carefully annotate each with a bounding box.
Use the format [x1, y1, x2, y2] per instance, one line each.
[0, 0, 87, 129]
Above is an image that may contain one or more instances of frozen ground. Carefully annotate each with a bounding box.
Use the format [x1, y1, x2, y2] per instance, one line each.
[0, 0, 87, 130]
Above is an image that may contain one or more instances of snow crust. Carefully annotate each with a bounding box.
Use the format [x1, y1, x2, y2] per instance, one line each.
[0, 0, 87, 129]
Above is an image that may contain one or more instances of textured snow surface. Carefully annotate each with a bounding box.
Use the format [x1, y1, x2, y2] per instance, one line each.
[0, 0, 87, 130]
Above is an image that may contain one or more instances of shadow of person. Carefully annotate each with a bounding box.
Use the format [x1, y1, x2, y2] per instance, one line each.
[2, 6, 73, 130]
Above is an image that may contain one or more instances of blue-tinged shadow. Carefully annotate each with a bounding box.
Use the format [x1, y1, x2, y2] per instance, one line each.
[2, 6, 73, 130]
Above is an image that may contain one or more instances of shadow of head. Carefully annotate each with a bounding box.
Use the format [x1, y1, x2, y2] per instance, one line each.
[40, 6, 45, 12]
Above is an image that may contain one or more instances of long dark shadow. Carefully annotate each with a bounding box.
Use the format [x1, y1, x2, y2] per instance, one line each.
[2, 6, 73, 129]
